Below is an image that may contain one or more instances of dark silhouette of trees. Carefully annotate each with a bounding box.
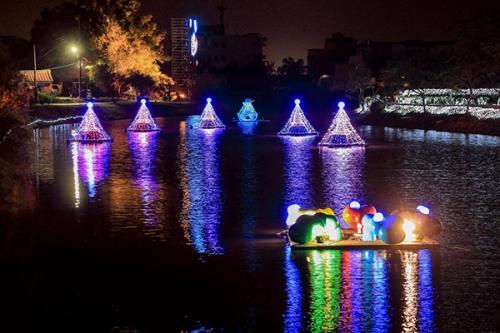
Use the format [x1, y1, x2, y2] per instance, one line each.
[277, 57, 307, 76]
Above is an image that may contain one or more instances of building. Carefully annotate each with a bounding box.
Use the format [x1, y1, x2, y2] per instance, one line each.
[307, 33, 357, 77]
[196, 24, 267, 71]
[171, 17, 198, 85]
[19, 69, 54, 94]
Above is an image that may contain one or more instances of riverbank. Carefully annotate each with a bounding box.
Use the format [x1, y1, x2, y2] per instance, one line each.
[355, 112, 500, 136]
[29, 101, 195, 126]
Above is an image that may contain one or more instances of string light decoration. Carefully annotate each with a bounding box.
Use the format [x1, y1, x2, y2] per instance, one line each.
[127, 99, 161, 132]
[278, 99, 318, 136]
[319, 102, 365, 147]
[68, 103, 112, 142]
[237, 98, 258, 121]
[195, 98, 226, 129]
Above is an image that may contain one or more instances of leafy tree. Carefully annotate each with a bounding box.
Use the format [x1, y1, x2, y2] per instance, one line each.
[0, 43, 30, 141]
[451, 3, 500, 111]
[385, 53, 448, 113]
[344, 64, 378, 111]
[86, 0, 173, 97]
[277, 57, 307, 76]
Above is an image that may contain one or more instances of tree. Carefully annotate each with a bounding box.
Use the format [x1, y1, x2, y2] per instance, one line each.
[384, 53, 448, 113]
[87, 1, 173, 97]
[344, 64, 378, 111]
[0, 43, 30, 141]
[277, 57, 307, 76]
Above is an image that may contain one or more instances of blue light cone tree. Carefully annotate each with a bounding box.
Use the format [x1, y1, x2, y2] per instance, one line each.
[278, 99, 318, 136]
[237, 98, 258, 121]
[319, 102, 365, 146]
[68, 103, 112, 142]
[127, 99, 161, 132]
[195, 98, 226, 129]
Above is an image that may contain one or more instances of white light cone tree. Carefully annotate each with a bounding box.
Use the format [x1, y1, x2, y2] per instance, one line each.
[127, 99, 161, 132]
[319, 102, 365, 146]
[278, 99, 318, 136]
[69, 103, 112, 142]
[195, 98, 226, 129]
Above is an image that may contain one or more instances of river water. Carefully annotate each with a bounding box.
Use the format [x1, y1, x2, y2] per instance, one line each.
[2, 116, 500, 332]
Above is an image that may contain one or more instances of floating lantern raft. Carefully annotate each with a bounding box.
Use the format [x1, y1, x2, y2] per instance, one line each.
[68, 103, 112, 143]
[285, 202, 440, 250]
[127, 99, 161, 132]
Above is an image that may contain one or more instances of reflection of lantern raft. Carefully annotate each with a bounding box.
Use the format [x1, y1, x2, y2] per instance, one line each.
[286, 203, 441, 249]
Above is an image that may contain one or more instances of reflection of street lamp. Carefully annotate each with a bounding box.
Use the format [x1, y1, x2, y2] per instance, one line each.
[72, 46, 81, 100]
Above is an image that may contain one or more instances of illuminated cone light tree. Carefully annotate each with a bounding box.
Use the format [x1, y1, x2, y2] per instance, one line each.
[127, 99, 161, 132]
[237, 98, 258, 121]
[69, 103, 112, 142]
[196, 98, 226, 129]
[319, 102, 366, 147]
[278, 99, 318, 136]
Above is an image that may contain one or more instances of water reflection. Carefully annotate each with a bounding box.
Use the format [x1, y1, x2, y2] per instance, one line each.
[320, 147, 365, 228]
[69, 141, 110, 204]
[238, 121, 260, 272]
[128, 132, 165, 237]
[281, 136, 316, 225]
[285, 249, 438, 332]
[177, 117, 224, 255]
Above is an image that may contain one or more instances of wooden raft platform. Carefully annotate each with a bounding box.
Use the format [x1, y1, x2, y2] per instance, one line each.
[290, 234, 439, 250]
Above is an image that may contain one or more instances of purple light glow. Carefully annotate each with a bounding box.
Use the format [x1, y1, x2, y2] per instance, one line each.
[69, 104, 112, 142]
[127, 102, 161, 132]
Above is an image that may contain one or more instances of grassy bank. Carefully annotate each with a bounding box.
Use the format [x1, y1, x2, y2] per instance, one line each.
[354, 112, 500, 136]
[30, 101, 196, 126]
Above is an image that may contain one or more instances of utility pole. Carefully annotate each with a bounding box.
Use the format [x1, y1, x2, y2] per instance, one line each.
[78, 14, 81, 100]
[33, 45, 37, 104]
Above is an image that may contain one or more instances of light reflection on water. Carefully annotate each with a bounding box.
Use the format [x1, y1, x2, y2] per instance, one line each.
[320, 147, 366, 228]
[177, 116, 224, 255]
[128, 131, 165, 237]
[281, 136, 316, 225]
[23, 121, 500, 331]
[69, 141, 111, 202]
[285, 249, 437, 333]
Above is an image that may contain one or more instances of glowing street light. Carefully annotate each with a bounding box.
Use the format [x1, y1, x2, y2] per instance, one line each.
[72, 46, 81, 100]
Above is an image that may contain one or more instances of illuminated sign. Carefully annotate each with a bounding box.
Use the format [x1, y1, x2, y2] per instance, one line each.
[190, 18, 198, 57]
[191, 32, 198, 56]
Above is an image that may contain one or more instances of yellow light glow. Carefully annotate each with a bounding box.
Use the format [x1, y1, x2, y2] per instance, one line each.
[72, 47, 77, 53]
[403, 219, 417, 242]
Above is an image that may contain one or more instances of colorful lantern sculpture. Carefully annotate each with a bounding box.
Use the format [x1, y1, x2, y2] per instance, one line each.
[127, 99, 161, 132]
[237, 98, 258, 121]
[278, 99, 318, 136]
[319, 102, 366, 147]
[342, 201, 377, 231]
[195, 98, 226, 129]
[362, 212, 406, 244]
[68, 103, 112, 142]
[392, 205, 442, 240]
[286, 205, 341, 244]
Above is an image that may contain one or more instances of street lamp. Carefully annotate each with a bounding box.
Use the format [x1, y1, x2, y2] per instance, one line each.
[72, 46, 81, 100]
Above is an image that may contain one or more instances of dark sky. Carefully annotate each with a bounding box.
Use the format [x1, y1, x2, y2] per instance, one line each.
[0, 0, 475, 64]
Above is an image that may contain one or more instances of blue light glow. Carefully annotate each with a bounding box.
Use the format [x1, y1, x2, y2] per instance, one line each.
[338, 101, 345, 109]
[295, 99, 300, 105]
[373, 213, 384, 222]
[141, 99, 146, 104]
[194, 19, 198, 32]
[207, 97, 212, 103]
[87, 102, 93, 108]
[417, 205, 430, 215]
[350, 201, 361, 209]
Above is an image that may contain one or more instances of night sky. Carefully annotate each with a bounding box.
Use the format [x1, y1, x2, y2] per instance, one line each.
[0, 0, 475, 64]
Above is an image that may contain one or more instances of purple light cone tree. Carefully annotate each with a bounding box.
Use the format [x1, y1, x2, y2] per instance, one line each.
[195, 98, 226, 129]
[68, 103, 112, 142]
[127, 99, 161, 132]
[319, 102, 365, 147]
[278, 99, 318, 136]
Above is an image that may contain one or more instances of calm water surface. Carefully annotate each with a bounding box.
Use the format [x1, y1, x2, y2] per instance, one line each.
[3, 116, 500, 332]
